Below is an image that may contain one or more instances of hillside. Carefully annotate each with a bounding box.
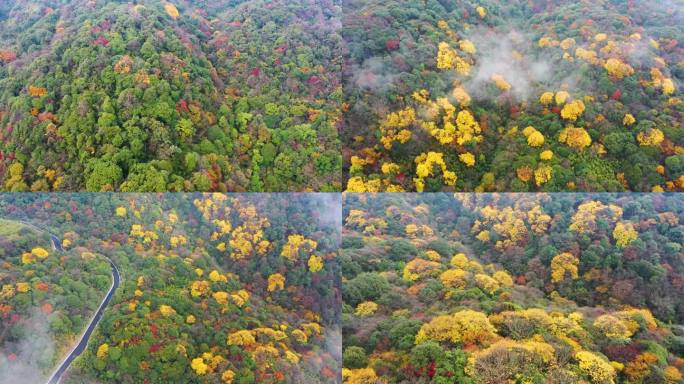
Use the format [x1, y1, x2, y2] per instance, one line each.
[0, 193, 341, 383]
[342, 193, 684, 383]
[0, 0, 343, 192]
[0, 219, 110, 384]
[343, 0, 684, 192]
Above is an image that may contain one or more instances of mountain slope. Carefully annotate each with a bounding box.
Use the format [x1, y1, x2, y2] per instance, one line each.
[342, 0, 684, 192]
[342, 193, 684, 383]
[0, 194, 341, 383]
[0, 0, 343, 192]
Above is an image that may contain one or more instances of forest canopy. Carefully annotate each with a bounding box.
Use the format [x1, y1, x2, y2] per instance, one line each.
[343, 0, 684, 192]
[342, 193, 684, 383]
[0, 0, 343, 192]
[0, 193, 341, 383]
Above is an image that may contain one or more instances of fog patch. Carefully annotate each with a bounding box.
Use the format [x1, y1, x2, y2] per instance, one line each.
[462, 28, 555, 101]
[314, 193, 342, 233]
[352, 57, 399, 93]
[0, 309, 55, 384]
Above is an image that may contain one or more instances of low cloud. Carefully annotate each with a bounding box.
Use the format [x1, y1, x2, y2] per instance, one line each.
[0, 309, 55, 384]
[315, 193, 342, 233]
[463, 28, 555, 101]
[351, 57, 399, 93]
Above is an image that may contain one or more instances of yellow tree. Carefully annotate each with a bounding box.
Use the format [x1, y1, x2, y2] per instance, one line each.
[475, 274, 500, 294]
[569, 201, 622, 233]
[593, 314, 633, 340]
[452, 86, 471, 106]
[415, 310, 497, 345]
[1, 285, 15, 299]
[560, 100, 585, 121]
[164, 3, 180, 19]
[623, 113, 636, 126]
[424, 250, 441, 261]
[473, 206, 527, 249]
[465, 339, 556, 379]
[403, 258, 442, 281]
[190, 280, 210, 297]
[459, 40, 476, 54]
[575, 351, 616, 384]
[31, 247, 49, 259]
[492, 271, 514, 287]
[560, 38, 576, 50]
[267, 273, 285, 292]
[613, 222, 638, 247]
[21, 252, 34, 265]
[209, 270, 228, 283]
[636, 128, 664, 147]
[528, 131, 545, 147]
[308, 255, 324, 273]
[227, 330, 256, 347]
[191, 357, 208, 375]
[527, 205, 551, 234]
[450, 253, 469, 268]
[663, 78, 675, 95]
[455, 110, 482, 144]
[213, 291, 229, 305]
[604, 58, 634, 79]
[413, 152, 457, 192]
[222, 370, 236, 384]
[551, 252, 579, 283]
[523, 126, 545, 147]
[280, 234, 317, 262]
[439, 269, 469, 288]
[491, 74, 511, 91]
[16, 282, 30, 293]
[230, 290, 250, 307]
[437, 42, 457, 70]
[97, 343, 109, 358]
[437, 42, 470, 75]
[426, 108, 481, 146]
[534, 165, 552, 186]
[459, 152, 476, 167]
[539, 92, 554, 105]
[343, 368, 380, 384]
[160, 305, 176, 317]
[345, 209, 367, 228]
[380, 107, 415, 149]
[355, 301, 378, 316]
[555, 91, 570, 105]
[559, 126, 591, 150]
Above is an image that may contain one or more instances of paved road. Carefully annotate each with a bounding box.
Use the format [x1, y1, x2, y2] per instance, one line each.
[50, 235, 63, 252]
[13, 223, 121, 384]
[46, 253, 120, 384]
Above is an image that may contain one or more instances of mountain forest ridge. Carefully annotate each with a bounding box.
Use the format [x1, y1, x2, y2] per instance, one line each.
[343, 0, 683, 192]
[0, 0, 680, 192]
[0, 0, 343, 192]
[0, 0, 683, 383]
[0, 194, 341, 383]
[342, 193, 684, 383]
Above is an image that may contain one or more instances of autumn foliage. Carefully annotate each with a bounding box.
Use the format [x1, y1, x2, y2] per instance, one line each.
[343, 193, 684, 384]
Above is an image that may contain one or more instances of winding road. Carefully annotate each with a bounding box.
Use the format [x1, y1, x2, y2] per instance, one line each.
[17, 224, 120, 384]
[46, 255, 119, 384]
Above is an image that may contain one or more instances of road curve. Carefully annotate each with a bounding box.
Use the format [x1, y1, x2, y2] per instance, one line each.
[46, 256, 119, 384]
[50, 235, 63, 252]
[25, 229, 121, 384]
[10, 221, 120, 383]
